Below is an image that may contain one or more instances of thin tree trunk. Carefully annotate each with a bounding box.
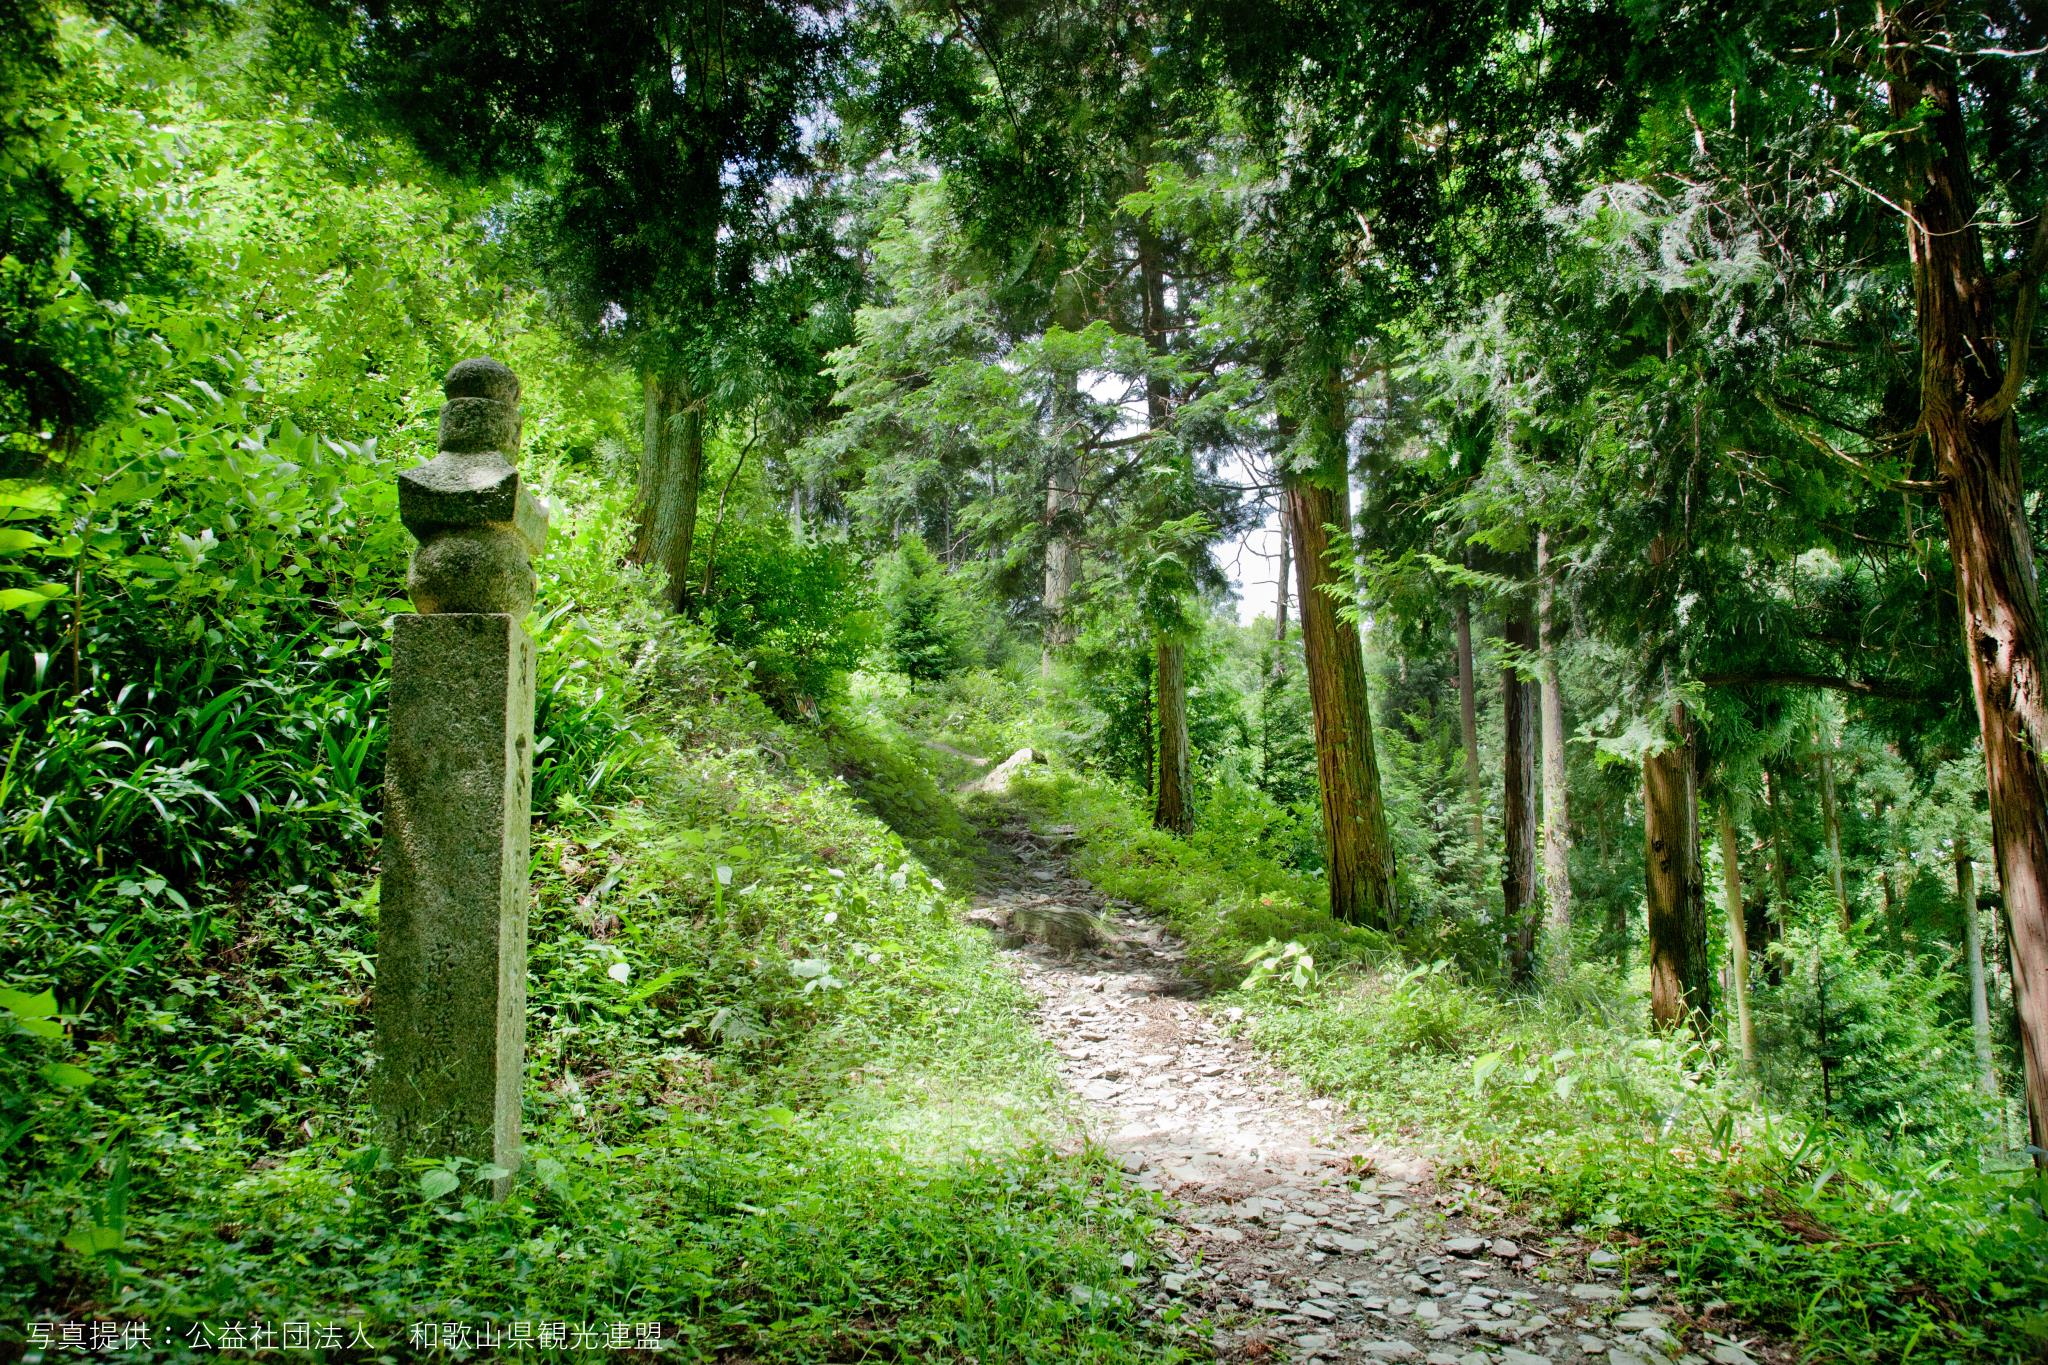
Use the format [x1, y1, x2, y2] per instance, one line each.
[1537, 530, 1572, 974]
[1959, 850, 1998, 1100]
[1818, 741, 1850, 932]
[1274, 523, 1291, 646]
[635, 371, 704, 615]
[1760, 764, 1790, 985]
[1041, 305, 1088, 675]
[1719, 802, 1756, 1068]
[1644, 704, 1710, 1035]
[1502, 600, 1539, 985]
[698, 438, 753, 601]
[1284, 373, 1398, 929]
[1153, 636, 1193, 837]
[1041, 447, 1080, 674]
[1454, 596, 1484, 851]
[1884, 12, 2048, 1165]
[1816, 944, 1834, 1113]
[1350, 461, 1369, 654]
[1139, 221, 1191, 838]
[1763, 764, 1791, 917]
[1139, 647, 1155, 798]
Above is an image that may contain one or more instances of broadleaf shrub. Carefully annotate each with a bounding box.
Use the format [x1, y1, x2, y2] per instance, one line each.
[691, 521, 874, 713]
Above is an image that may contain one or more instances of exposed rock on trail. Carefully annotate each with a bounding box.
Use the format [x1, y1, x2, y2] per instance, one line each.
[971, 815, 1776, 1365]
[960, 746, 1049, 796]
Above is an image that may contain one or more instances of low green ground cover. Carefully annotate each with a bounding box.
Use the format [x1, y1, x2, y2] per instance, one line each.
[1, 636, 1187, 1362]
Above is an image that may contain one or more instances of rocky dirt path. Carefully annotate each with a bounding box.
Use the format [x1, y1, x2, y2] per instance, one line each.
[968, 815, 1772, 1365]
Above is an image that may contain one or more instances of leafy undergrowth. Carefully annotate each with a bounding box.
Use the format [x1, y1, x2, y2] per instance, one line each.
[1006, 767, 2048, 1364]
[1002, 771, 1390, 985]
[0, 632, 1184, 1362]
[821, 700, 985, 885]
[846, 669, 1054, 791]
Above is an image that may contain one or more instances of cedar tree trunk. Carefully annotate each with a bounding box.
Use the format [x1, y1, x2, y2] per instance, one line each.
[1284, 376, 1398, 928]
[1644, 705, 1711, 1034]
[1885, 5, 2048, 1164]
[636, 371, 704, 615]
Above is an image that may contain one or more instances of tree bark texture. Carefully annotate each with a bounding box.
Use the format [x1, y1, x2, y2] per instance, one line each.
[1537, 530, 1572, 973]
[1139, 224, 1191, 838]
[1502, 602, 1539, 986]
[1286, 452, 1398, 928]
[1719, 802, 1756, 1068]
[636, 371, 703, 615]
[1644, 706, 1711, 1034]
[1884, 5, 2048, 1164]
[1153, 636, 1193, 837]
[1454, 596, 1484, 851]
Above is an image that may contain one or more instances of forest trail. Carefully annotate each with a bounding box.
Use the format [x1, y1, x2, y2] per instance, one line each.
[967, 813, 1772, 1365]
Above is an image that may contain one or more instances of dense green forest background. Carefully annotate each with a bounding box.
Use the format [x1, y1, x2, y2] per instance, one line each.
[3, 1, 2046, 1361]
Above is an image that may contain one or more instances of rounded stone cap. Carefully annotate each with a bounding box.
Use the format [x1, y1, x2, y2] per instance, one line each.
[407, 525, 536, 615]
[439, 397, 521, 455]
[443, 357, 520, 403]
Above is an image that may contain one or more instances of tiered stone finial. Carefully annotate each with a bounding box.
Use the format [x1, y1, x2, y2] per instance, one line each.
[400, 357, 548, 614]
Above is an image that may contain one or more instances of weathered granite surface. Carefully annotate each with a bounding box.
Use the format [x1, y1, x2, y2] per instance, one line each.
[375, 612, 534, 1193]
[374, 358, 546, 1198]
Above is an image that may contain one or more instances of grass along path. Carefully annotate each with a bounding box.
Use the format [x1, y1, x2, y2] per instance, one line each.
[965, 805, 1782, 1365]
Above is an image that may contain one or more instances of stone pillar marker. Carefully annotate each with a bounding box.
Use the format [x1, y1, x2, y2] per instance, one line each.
[375, 357, 547, 1197]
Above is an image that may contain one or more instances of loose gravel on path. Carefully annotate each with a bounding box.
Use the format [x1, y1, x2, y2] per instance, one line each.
[969, 817, 1777, 1365]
